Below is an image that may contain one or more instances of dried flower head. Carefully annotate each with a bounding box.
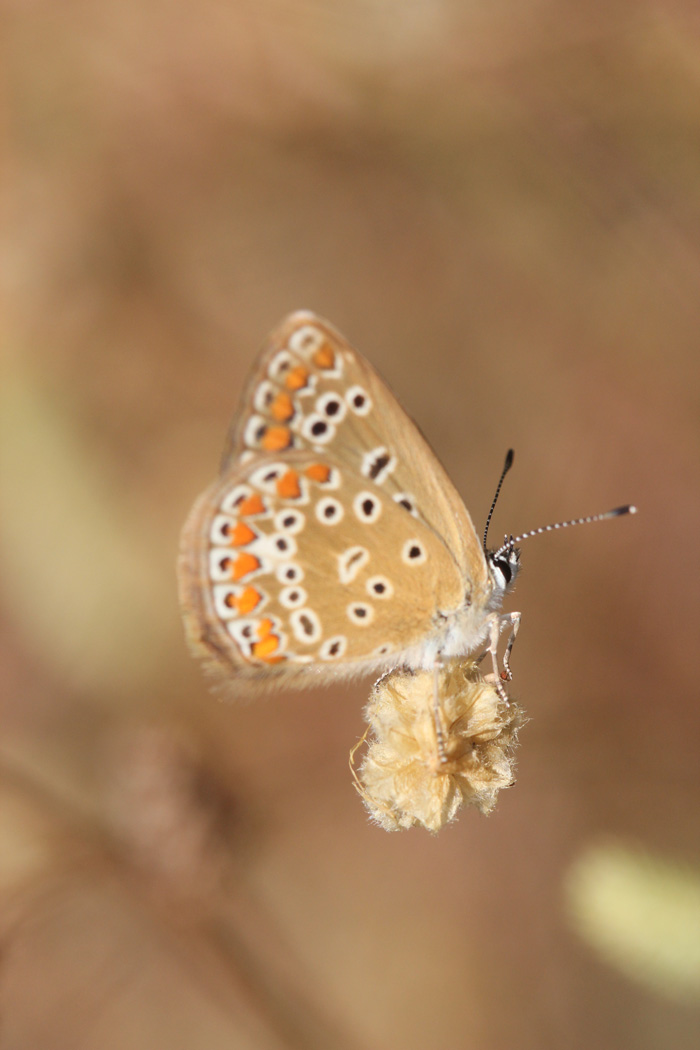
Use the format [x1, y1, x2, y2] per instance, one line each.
[352, 659, 525, 832]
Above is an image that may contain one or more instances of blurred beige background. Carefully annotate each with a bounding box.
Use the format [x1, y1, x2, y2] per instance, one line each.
[2, 2, 700, 1048]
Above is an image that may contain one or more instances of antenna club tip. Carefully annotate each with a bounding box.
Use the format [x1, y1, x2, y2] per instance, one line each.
[504, 448, 514, 470]
[613, 504, 637, 517]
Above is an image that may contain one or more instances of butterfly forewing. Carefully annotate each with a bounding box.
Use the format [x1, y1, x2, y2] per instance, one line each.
[179, 312, 493, 688]
[221, 312, 486, 580]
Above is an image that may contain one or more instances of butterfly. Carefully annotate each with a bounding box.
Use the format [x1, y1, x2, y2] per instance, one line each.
[178, 311, 526, 692]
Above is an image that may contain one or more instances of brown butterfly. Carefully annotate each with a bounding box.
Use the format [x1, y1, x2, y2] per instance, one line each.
[178, 311, 634, 691]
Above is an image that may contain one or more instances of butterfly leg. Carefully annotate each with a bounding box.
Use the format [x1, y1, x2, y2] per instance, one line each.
[501, 611, 521, 681]
[486, 614, 520, 704]
[432, 657, 448, 765]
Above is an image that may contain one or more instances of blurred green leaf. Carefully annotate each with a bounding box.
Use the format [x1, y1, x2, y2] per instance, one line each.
[565, 841, 700, 1002]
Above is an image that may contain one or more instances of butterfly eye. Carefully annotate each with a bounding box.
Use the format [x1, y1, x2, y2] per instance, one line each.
[353, 492, 382, 524]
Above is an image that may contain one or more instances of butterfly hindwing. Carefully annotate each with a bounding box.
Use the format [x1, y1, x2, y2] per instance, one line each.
[179, 449, 469, 687]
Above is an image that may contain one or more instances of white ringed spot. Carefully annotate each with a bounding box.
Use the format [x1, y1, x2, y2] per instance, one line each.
[213, 585, 239, 620]
[366, 575, 394, 599]
[257, 533, 298, 559]
[279, 585, 307, 609]
[249, 463, 287, 492]
[316, 497, 344, 525]
[361, 447, 395, 484]
[253, 380, 277, 413]
[353, 491, 382, 524]
[320, 635, 347, 660]
[315, 391, 347, 422]
[228, 616, 285, 656]
[268, 350, 295, 381]
[347, 602, 375, 626]
[394, 492, 418, 515]
[276, 561, 304, 584]
[338, 546, 369, 584]
[401, 539, 428, 565]
[209, 548, 235, 582]
[288, 325, 324, 355]
[274, 509, 306, 534]
[301, 413, 336, 444]
[346, 385, 372, 416]
[243, 414, 269, 448]
[209, 514, 236, 546]
[227, 618, 257, 653]
[220, 485, 253, 514]
[290, 607, 322, 644]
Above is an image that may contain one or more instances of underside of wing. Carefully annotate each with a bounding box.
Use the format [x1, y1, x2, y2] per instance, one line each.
[178, 450, 470, 690]
[220, 311, 489, 588]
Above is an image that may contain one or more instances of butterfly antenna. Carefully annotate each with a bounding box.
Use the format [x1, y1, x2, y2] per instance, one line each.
[483, 449, 515, 551]
[493, 504, 637, 559]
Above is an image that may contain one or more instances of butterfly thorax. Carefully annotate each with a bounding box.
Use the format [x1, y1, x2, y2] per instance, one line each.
[401, 546, 517, 668]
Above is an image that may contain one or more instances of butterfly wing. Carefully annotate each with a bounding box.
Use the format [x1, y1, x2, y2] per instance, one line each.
[222, 312, 487, 581]
[179, 312, 492, 688]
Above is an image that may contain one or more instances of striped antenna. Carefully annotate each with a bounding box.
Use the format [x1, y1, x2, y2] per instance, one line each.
[493, 505, 637, 559]
[483, 449, 515, 551]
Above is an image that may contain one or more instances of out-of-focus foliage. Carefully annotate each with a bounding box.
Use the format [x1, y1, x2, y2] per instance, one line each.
[566, 842, 700, 1003]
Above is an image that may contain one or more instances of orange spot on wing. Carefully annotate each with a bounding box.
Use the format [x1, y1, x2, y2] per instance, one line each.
[305, 463, 331, 484]
[234, 586, 263, 615]
[262, 425, 292, 451]
[270, 391, 295, 422]
[252, 634, 281, 659]
[313, 343, 335, 369]
[256, 617, 274, 639]
[238, 494, 266, 516]
[229, 522, 256, 546]
[276, 469, 301, 500]
[231, 552, 260, 580]
[285, 365, 309, 391]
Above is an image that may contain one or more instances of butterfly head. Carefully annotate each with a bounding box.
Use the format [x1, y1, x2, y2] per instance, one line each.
[486, 540, 521, 599]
